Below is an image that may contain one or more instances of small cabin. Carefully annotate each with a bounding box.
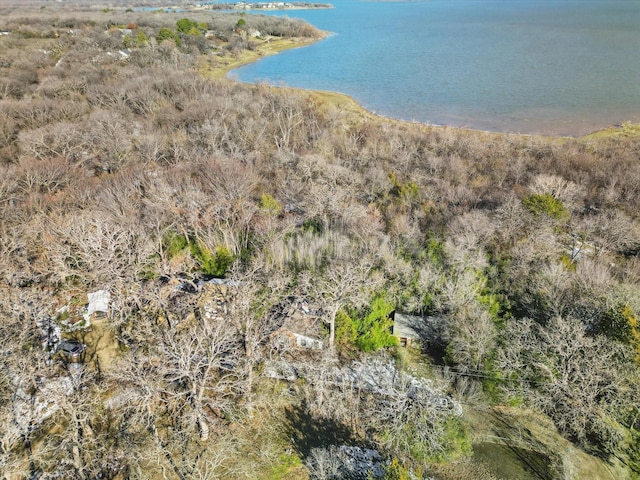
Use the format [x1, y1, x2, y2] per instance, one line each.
[392, 313, 423, 348]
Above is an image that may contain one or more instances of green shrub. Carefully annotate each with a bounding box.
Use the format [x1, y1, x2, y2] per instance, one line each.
[163, 232, 235, 277]
[302, 217, 323, 234]
[190, 241, 235, 277]
[388, 171, 420, 207]
[164, 232, 189, 258]
[435, 417, 472, 462]
[425, 237, 445, 265]
[625, 429, 640, 475]
[335, 296, 397, 352]
[381, 458, 412, 480]
[135, 31, 148, 47]
[260, 193, 282, 216]
[156, 27, 180, 46]
[522, 193, 568, 221]
[355, 295, 398, 352]
[599, 305, 640, 364]
[335, 310, 358, 347]
[176, 18, 204, 35]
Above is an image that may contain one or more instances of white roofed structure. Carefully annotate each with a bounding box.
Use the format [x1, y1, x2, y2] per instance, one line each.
[87, 290, 110, 317]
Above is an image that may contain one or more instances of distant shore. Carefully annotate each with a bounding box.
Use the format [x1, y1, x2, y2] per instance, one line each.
[136, 2, 333, 13]
[202, 2, 333, 10]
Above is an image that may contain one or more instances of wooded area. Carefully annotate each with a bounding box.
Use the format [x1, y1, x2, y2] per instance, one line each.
[1, 4, 640, 480]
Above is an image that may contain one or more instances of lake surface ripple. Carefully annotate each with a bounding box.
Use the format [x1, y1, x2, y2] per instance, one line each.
[232, 0, 640, 136]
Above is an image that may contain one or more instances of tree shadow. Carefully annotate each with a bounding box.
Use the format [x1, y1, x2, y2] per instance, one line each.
[283, 403, 359, 458]
[403, 314, 448, 365]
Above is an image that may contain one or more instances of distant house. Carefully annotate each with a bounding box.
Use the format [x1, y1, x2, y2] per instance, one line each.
[293, 332, 323, 350]
[197, 277, 241, 289]
[117, 49, 131, 60]
[392, 313, 425, 348]
[54, 290, 110, 330]
[393, 312, 444, 348]
[271, 328, 324, 351]
[268, 298, 325, 351]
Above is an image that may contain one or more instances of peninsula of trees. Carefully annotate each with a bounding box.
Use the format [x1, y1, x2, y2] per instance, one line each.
[1, 3, 640, 480]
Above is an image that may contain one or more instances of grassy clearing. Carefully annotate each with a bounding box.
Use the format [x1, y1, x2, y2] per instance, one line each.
[308, 89, 383, 122]
[223, 390, 311, 479]
[394, 346, 628, 479]
[581, 121, 640, 141]
[464, 406, 628, 480]
[82, 317, 120, 374]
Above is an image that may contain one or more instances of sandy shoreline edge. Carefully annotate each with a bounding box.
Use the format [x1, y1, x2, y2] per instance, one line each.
[215, 28, 640, 140]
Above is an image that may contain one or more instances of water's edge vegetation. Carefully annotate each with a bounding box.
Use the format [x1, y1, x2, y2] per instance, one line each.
[1, 3, 640, 480]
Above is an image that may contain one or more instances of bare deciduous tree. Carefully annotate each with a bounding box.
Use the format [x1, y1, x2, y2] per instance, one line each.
[300, 255, 381, 349]
[496, 316, 632, 448]
[444, 306, 497, 374]
[582, 210, 640, 257]
[305, 446, 343, 480]
[110, 306, 241, 479]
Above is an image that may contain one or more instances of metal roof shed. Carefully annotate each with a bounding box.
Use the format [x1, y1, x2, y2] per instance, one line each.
[392, 313, 424, 348]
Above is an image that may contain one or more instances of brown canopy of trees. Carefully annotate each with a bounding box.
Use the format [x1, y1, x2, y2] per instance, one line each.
[1, 5, 640, 480]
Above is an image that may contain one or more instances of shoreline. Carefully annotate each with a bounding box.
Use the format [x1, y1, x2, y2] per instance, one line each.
[214, 31, 639, 141]
[215, 34, 547, 142]
[203, 33, 329, 80]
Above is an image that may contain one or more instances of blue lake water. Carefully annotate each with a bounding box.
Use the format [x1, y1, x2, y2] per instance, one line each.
[231, 0, 640, 136]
